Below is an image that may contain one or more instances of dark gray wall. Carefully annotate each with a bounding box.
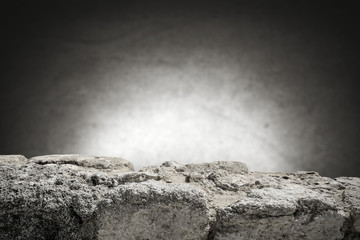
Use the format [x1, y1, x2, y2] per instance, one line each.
[1, 1, 359, 177]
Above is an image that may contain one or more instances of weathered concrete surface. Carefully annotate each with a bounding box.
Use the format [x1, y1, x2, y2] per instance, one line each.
[29, 154, 134, 172]
[0, 155, 359, 239]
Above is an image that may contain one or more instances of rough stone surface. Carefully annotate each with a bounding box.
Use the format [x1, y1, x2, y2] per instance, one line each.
[29, 154, 134, 172]
[335, 177, 360, 238]
[0, 155, 359, 239]
[0, 155, 27, 165]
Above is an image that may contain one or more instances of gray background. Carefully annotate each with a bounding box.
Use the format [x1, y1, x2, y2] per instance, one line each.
[1, 1, 359, 177]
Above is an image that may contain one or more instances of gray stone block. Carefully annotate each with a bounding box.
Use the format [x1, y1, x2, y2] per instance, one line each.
[0, 155, 359, 239]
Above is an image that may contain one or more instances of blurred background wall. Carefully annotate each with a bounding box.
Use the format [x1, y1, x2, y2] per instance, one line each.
[1, 0, 359, 177]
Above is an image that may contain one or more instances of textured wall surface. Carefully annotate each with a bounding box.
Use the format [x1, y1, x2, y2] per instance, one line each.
[1, 154, 359, 239]
[1, 1, 360, 177]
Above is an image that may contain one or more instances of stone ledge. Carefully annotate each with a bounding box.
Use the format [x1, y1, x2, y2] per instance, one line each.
[0, 155, 359, 240]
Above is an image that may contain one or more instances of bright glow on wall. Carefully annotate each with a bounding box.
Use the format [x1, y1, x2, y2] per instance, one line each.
[68, 60, 294, 172]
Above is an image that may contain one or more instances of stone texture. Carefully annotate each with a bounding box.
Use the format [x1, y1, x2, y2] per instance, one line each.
[29, 154, 134, 172]
[96, 182, 210, 240]
[335, 177, 360, 238]
[0, 155, 359, 239]
[0, 155, 27, 165]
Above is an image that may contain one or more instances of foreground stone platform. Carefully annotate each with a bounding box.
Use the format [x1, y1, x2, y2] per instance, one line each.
[0, 155, 359, 240]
